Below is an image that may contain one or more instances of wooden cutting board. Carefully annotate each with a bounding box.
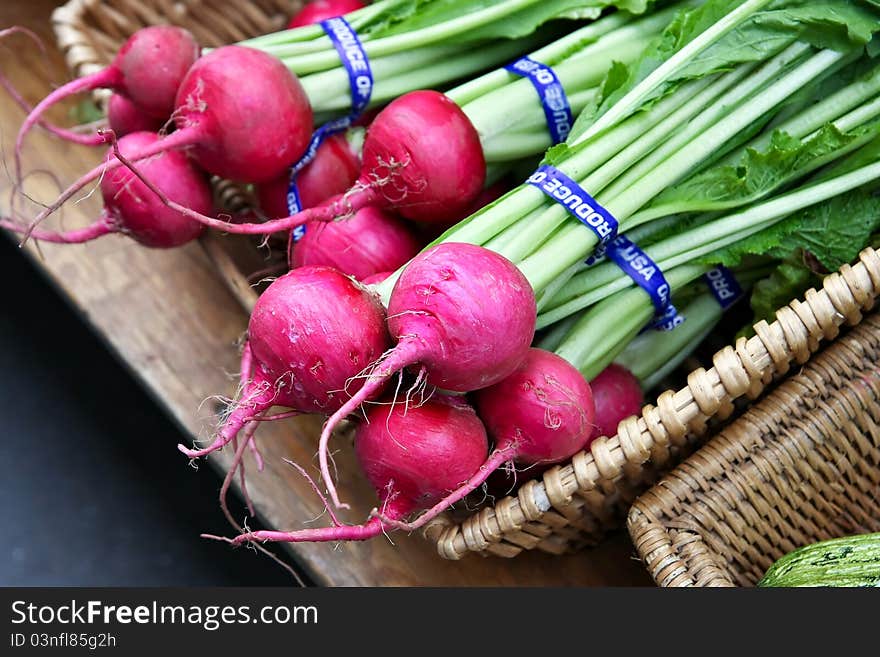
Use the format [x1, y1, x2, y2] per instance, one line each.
[0, 0, 652, 586]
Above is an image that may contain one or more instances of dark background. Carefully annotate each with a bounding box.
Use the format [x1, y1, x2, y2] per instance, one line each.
[0, 234, 307, 585]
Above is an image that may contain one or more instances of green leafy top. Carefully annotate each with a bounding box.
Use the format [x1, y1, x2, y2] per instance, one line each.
[567, 0, 880, 141]
[702, 181, 880, 324]
[641, 120, 880, 218]
[364, 0, 649, 42]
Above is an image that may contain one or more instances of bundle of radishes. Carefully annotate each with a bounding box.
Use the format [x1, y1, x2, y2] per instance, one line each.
[5, 0, 880, 553]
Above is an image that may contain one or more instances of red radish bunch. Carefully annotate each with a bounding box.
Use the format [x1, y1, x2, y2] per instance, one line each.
[179, 265, 390, 460]
[374, 348, 596, 532]
[24, 43, 314, 238]
[209, 394, 490, 546]
[1, 131, 210, 247]
[314, 242, 536, 508]
[287, 0, 367, 29]
[16, 26, 199, 161]
[116, 90, 487, 238]
[589, 364, 644, 438]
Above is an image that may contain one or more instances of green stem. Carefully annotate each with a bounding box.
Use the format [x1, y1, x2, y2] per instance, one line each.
[575, 0, 775, 143]
[264, 0, 543, 71]
[520, 48, 848, 293]
[616, 291, 721, 387]
[554, 263, 708, 379]
[598, 42, 809, 204]
[445, 10, 636, 107]
[537, 156, 880, 327]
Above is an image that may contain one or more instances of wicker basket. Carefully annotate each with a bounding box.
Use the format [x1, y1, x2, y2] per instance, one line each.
[51, 0, 880, 561]
[627, 311, 880, 586]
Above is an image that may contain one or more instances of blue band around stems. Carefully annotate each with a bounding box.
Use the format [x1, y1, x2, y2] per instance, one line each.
[287, 16, 373, 221]
[526, 165, 618, 243]
[604, 234, 683, 332]
[704, 265, 743, 309]
[505, 56, 573, 144]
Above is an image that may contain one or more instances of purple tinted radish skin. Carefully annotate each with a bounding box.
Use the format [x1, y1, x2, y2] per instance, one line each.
[287, 0, 366, 28]
[24, 45, 314, 238]
[114, 90, 487, 236]
[290, 206, 421, 280]
[107, 93, 165, 137]
[375, 348, 596, 532]
[15, 26, 199, 176]
[316, 242, 536, 509]
[179, 266, 390, 460]
[207, 394, 489, 546]
[1, 131, 210, 247]
[258, 133, 361, 219]
[589, 364, 644, 438]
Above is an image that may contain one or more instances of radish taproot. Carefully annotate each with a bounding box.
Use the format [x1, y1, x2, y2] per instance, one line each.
[25, 44, 314, 238]
[289, 206, 420, 281]
[16, 26, 199, 161]
[287, 0, 366, 29]
[179, 265, 390, 460]
[375, 348, 595, 532]
[208, 394, 489, 545]
[589, 364, 643, 438]
[315, 242, 535, 509]
[107, 93, 165, 137]
[1, 131, 209, 247]
[115, 90, 486, 236]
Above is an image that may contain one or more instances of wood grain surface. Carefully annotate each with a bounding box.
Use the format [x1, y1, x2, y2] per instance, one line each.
[0, 0, 652, 586]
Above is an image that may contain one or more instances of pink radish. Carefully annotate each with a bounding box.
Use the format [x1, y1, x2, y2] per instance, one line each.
[589, 364, 644, 438]
[287, 0, 367, 29]
[107, 93, 165, 137]
[178, 265, 390, 460]
[1, 131, 209, 247]
[209, 394, 489, 546]
[316, 242, 535, 508]
[289, 206, 420, 280]
[16, 26, 199, 161]
[374, 348, 595, 532]
[25, 44, 314, 239]
[256, 133, 361, 219]
[113, 90, 486, 237]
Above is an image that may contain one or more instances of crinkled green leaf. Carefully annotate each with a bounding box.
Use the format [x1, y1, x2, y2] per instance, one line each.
[701, 188, 880, 269]
[369, 1, 646, 42]
[749, 256, 817, 324]
[570, 0, 880, 138]
[644, 122, 879, 217]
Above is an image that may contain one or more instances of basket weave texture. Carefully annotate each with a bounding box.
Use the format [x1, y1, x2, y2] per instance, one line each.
[627, 311, 880, 587]
[52, 0, 302, 83]
[50, 0, 880, 561]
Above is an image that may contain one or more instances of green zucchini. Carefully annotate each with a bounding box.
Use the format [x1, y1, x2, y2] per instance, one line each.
[758, 533, 880, 587]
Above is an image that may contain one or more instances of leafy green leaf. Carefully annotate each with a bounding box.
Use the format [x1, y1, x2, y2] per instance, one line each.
[368, 1, 645, 42]
[701, 187, 880, 269]
[749, 255, 818, 324]
[644, 122, 880, 217]
[570, 0, 880, 139]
